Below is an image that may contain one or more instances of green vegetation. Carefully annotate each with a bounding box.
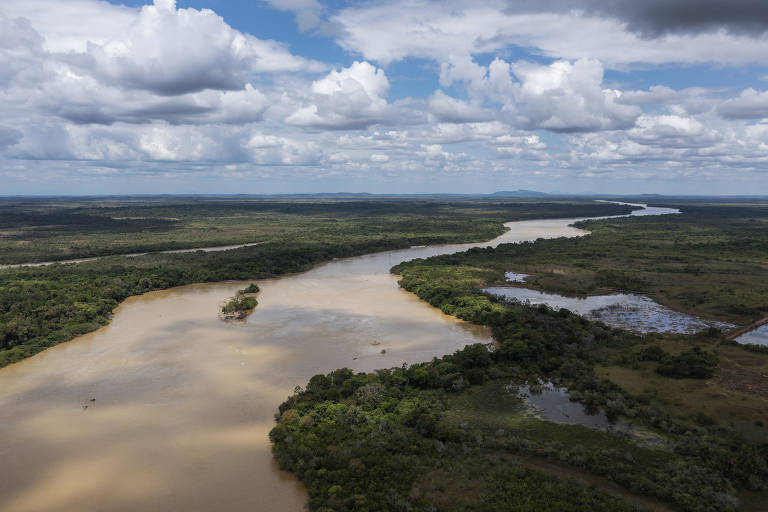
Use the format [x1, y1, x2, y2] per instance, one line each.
[0, 197, 634, 264]
[240, 283, 260, 294]
[410, 202, 768, 326]
[0, 198, 632, 366]
[221, 295, 258, 319]
[272, 323, 767, 511]
[272, 200, 768, 511]
[221, 283, 260, 319]
[655, 347, 718, 379]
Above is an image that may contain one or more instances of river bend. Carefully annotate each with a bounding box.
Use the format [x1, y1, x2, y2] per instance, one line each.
[0, 204, 675, 512]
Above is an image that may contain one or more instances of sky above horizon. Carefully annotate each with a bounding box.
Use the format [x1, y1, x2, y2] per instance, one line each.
[1, 0, 768, 195]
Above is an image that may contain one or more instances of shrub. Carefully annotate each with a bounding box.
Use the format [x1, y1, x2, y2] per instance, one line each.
[656, 347, 718, 379]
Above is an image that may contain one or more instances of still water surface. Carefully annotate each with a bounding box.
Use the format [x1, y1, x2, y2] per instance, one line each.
[0, 205, 671, 512]
[736, 324, 768, 346]
[484, 288, 733, 334]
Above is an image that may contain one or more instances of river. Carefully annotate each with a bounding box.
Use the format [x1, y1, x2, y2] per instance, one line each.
[0, 204, 674, 512]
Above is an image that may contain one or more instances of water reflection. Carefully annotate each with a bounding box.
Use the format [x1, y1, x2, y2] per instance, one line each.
[517, 382, 668, 450]
[520, 382, 614, 430]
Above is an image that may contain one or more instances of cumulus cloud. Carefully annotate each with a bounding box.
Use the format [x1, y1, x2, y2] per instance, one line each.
[332, 1, 768, 68]
[629, 114, 721, 148]
[718, 89, 768, 119]
[616, 85, 682, 105]
[491, 134, 550, 161]
[1, 0, 136, 53]
[428, 90, 492, 123]
[337, 130, 410, 149]
[245, 132, 322, 165]
[1, 0, 768, 193]
[507, 59, 640, 132]
[0, 14, 47, 88]
[79, 1, 321, 95]
[0, 0, 326, 132]
[568, 113, 768, 173]
[287, 61, 391, 129]
[438, 57, 640, 132]
[415, 122, 509, 145]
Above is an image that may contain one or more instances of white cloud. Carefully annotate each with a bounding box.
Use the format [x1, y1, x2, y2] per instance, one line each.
[568, 113, 768, 172]
[437, 57, 641, 132]
[1, 0, 136, 53]
[492, 134, 550, 161]
[80, 1, 321, 95]
[2, 0, 324, 100]
[427, 91, 491, 123]
[287, 61, 392, 129]
[415, 121, 509, 144]
[617, 85, 682, 105]
[718, 89, 768, 119]
[264, 0, 324, 31]
[1, 0, 767, 193]
[337, 130, 411, 149]
[507, 59, 640, 132]
[332, 1, 768, 68]
[370, 153, 389, 162]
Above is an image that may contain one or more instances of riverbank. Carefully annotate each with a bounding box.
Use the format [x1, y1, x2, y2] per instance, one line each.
[0, 201, 634, 367]
[0, 203, 636, 512]
[272, 203, 768, 511]
[398, 202, 768, 327]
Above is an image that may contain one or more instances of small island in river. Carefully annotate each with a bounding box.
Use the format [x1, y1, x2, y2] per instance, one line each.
[220, 283, 260, 320]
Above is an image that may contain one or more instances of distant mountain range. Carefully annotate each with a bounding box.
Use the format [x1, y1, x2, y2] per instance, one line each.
[489, 189, 550, 197]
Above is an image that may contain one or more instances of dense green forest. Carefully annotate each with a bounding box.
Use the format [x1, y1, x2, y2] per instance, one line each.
[271, 304, 768, 511]
[271, 201, 768, 511]
[0, 198, 634, 264]
[0, 198, 632, 366]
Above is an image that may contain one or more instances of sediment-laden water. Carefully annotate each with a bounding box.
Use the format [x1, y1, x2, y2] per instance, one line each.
[0, 204, 674, 512]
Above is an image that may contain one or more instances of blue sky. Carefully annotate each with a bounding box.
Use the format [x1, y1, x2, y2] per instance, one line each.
[1, 0, 768, 195]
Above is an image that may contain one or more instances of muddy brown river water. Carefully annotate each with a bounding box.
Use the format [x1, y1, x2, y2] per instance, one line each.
[0, 206, 672, 512]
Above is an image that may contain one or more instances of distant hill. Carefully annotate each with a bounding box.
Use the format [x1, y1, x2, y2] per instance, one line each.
[490, 189, 550, 197]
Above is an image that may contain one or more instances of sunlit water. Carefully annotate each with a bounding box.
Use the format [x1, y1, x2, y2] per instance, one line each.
[0, 204, 674, 512]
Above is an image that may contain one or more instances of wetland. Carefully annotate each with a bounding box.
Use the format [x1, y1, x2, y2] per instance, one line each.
[2, 197, 767, 511]
[0, 198, 631, 512]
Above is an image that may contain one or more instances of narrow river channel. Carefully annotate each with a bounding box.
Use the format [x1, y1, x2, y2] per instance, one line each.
[0, 204, 675, 512]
